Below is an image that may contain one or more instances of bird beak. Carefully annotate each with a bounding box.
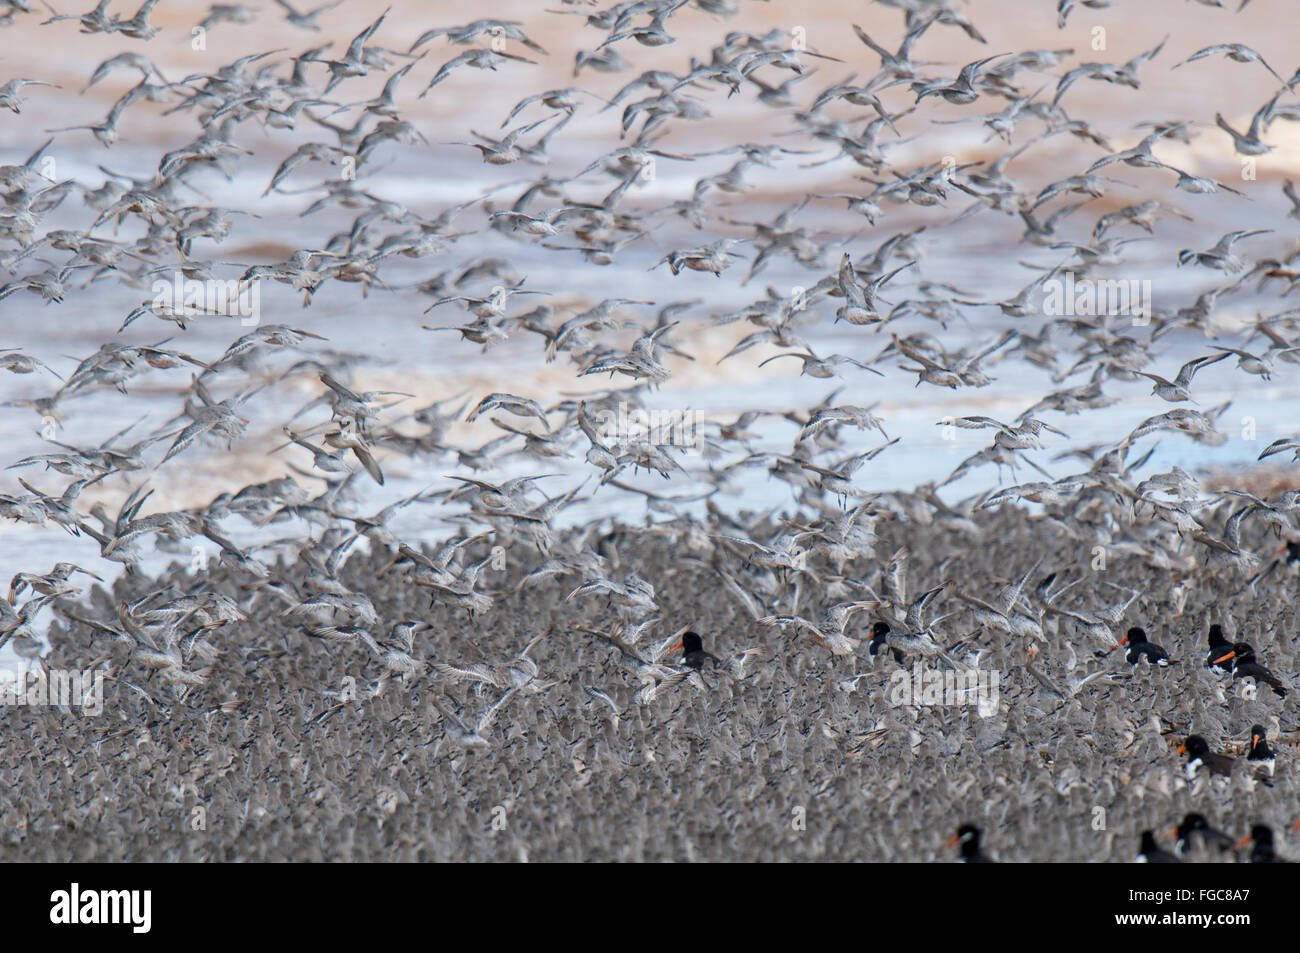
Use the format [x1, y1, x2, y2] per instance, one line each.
[1235, 834, 1251, 850]
[945, 834, 960, 847]
[1104, 637, 1128, 653]
[669, 641, 683, 653]
[1167, 827, 1178, 839]
[1273, 544, 1288, 557]
[1177, 744, 1186, 754]
[1210, 650, 1235, 665]
[1292, 818, 1300, 833]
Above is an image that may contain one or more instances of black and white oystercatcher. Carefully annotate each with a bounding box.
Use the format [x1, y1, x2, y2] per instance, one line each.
[1179, 735, 1234, 779]
[947, 824, 993, 863]
[1237, 825, 1286, 863]
[1171, 813, 1234, 856]
[1137, 830, 1180, 863]
[1207, 642, 1288, 697]
[668, 631, 720, 670]
[1246, 724, 1275, 776]
[1206, 623, 1233, 672]
[1100, 626, 1175, 666]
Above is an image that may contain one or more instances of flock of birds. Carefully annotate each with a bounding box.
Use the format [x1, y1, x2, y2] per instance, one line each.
[1, 0, 1300, 861]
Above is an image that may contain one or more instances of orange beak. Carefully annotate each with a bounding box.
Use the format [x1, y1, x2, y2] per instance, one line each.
[946, 834, 961, 847]
[1210, 650, 1236, 665]
[1177, 744, 1187, 754]
[670, 641, 683, 653]
[1105, 636, 1129, 654]
[1235, 834, 1252, 850]
[1167, 826, 1179, 839]
[1291, 818, 1300, 833]
[1273, 544, 1288, 557]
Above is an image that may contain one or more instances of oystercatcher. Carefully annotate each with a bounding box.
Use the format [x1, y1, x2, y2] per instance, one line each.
[1246, 724, 1275, 776]
[1237, 825, 1287, 863]
[1179, 735, 1234, 779]
[867, 620, 904, 664]
[1206, 623, 1233, 672]
[1137, 830, 1180, 863]
[668, 631, 720, 670]
[1099, 626, 1175, 666]
[947, 824, 993, 862]
[1171, 813, 1234, 856]
[1208, 642, 1288, 697]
